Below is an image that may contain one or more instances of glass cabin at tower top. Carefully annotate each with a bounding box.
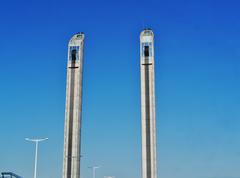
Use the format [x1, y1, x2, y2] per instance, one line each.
[140, 29, 154, 63]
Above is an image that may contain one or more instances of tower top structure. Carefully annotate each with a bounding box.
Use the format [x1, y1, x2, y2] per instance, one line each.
[69, 32, 84, 46]
[140, 29, 154, 42]
[140, 29, 154, 65]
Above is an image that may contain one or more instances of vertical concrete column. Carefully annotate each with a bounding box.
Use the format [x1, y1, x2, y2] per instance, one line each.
[140, 29, 157, 178]
[63, 33, 85, 178]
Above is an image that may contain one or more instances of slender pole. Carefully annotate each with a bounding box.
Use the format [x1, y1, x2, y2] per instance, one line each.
[34, 141, 38, 178]
[25, 138, 48, 178]
[88, 166, 100, 178]
[93, 167, 96, 178]
[104, 176, 115, 178]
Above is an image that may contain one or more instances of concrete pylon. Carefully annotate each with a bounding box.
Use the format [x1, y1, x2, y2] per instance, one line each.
[62, 33, 84, 178]
[140, 29, 157, 178]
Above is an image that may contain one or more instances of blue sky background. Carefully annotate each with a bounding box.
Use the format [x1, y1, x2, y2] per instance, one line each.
[0, 0, 240, 178]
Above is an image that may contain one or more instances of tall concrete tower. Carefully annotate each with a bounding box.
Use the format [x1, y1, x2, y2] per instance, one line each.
[62, 32, 84, 178]
[140, 29, 157, 178]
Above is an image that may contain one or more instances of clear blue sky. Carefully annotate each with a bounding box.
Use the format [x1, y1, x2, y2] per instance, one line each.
[0, 0, 240, 178]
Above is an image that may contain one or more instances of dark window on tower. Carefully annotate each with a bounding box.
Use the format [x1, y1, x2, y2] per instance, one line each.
[144, 46, 149, 57]
[71, 49, 77, 61]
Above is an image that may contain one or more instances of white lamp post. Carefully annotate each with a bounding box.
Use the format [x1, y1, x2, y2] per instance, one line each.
[25, 138, 48, 178]
[88, 166, 100, 178]
[104, 176, 115, 178]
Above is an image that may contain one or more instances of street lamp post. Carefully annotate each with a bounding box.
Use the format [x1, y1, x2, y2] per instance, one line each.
[88, 166, 100, 178]
[104, 176, 115, 178]
[25, 138, 48, 178]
